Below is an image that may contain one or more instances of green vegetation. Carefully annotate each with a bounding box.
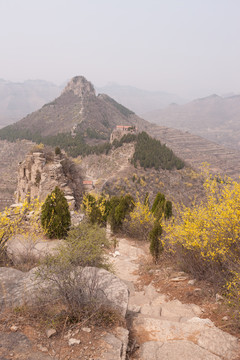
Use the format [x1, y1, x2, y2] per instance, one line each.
[151, 192, 172, 220]
[149, 222, 163, 263]
[0, 126, 184, 171]
[83, 193, 134, 232]
[107, 194, 134, 232]
[86, 127, 108, 140]
[83, 194, 109, 226]
[132, 132, 184, 170]
[0, 126, 112, 158]
[36, 221, 111, 319]
[163, 174, 240, 324]
[41, 186, 71, 239]
[59, 221, 110, 268]
[112, 133, 137, 148]
[55, 146, 61, 155]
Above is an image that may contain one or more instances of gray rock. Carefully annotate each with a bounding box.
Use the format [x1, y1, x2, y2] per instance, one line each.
[188, 279, 197, 285]
[0, 331, 53, 359]
[133, 317, 239, 359]
[197, 328, 239, 360]
[68, 338, 80, 346]
[141, 303, 162, 317]
[101, 327, 129, 360]
[0, 266, 129, 317]
[170, 276, 188, 282]
[216, 293, 224, 302]
[46, 328, 56, 338]
[140, 340, 221, 360]
[82, 327, 91, 333]
[128, 304, 141, 313]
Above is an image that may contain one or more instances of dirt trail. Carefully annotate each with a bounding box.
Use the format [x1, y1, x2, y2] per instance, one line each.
[110, 237, 239, 360]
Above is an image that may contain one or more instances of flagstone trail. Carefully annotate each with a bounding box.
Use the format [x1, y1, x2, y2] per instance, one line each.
[110, 237, 239, 360]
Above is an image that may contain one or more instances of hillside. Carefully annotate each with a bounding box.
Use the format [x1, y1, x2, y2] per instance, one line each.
[144, 94, 240, 150]
[0, 79, 62, 127]
[147, 124, 240, 181]
[0, 76, 149, 143]
[77, 143, 204, 208]
[1, 75, 240, 210]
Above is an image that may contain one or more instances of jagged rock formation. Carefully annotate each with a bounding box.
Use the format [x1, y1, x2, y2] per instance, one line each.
[0, 139, 34, 211]
[16, 150, 83, 209]
[0, 76, 148, 141]
[63, 76, 95, 98]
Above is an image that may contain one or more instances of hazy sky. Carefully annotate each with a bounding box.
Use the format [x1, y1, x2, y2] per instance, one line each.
[0, 0, 240, 98]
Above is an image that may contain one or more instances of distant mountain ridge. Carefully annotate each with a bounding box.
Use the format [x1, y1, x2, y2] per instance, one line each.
[0, 79, 186, 128]
[0, 76, 149, 143]
[0, 79, 62, 127]
[144, 94, 240, 150]
[97, 83, 187, 115]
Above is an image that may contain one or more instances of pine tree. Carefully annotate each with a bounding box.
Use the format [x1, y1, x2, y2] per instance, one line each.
[164, 200, 172, 219]
[41, 186, 71, 239]
[149, 222, 163, 263]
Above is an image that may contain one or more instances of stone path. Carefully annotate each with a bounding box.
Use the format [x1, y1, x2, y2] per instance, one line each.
[109, 238, 239, 360]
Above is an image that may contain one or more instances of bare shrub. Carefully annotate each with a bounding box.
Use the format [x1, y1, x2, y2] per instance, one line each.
[36, 222, 111, 318]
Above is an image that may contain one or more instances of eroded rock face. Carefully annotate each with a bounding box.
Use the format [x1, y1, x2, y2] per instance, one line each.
[62, 76, 96, 98]
[0, 266, 129, 318]
[15, 151, 83, 209]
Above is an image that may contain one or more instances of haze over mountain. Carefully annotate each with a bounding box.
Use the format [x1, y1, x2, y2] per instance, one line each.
[1, 74, 240, 212]
[0, 76, 148, 143]
[0, 79, 62, 128]
[96, 83, 187, 115]
[144, 94, 240, 150]
[0, 78, 186, 128]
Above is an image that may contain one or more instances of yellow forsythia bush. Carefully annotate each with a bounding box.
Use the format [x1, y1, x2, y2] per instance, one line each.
[163, 174, 240, 292]
[123, 197, 155, 240]
[0, 197, 43, 252]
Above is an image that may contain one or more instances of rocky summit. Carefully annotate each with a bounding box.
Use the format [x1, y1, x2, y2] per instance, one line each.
[0, 76, 148, 141]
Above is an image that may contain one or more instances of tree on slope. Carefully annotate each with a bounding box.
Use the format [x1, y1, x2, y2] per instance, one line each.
[41, 186, 71, 239]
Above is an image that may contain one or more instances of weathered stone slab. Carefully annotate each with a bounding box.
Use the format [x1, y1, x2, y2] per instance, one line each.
[100, 327, 129, 360]
[133, 317, 239, 359]
[0, 266, 129, 317]
[0, 331, 53, 360]
[140, 340, 221, 360]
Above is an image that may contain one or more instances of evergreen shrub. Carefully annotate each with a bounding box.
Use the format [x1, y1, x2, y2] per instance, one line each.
[41, 186, 71, 239]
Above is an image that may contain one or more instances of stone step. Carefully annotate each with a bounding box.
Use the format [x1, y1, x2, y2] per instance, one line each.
[133, 316, 239, 359]
[139, 340, 222, 360]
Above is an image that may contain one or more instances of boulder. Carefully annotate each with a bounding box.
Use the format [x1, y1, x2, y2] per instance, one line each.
[0, 266, 129, 317]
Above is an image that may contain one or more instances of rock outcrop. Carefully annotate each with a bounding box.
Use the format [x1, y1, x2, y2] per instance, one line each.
[62, 76, 96, 98]
[0, 266, 129, 318]
[15, 150, 83, 209]
[0, 75, 148, 139]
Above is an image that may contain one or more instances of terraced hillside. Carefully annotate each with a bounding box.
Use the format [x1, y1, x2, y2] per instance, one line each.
[146, 124, 240, 181]
[144, 94, 240, 151]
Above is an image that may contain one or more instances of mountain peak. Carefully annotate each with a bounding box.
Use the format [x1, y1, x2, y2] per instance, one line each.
[62, 76, 95, 97]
